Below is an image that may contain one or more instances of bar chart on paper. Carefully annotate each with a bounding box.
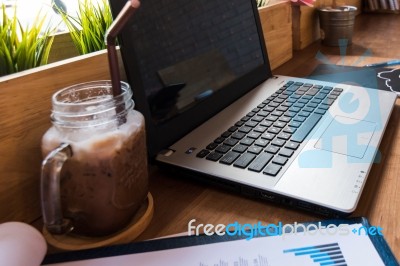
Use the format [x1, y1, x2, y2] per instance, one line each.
[199, 254, 270, 266]
[283, 243, 347, 266]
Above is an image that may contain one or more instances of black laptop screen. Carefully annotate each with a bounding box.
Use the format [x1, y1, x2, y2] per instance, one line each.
[109, 0, 271, 156]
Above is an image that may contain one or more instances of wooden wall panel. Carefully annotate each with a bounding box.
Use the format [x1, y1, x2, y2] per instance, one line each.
[0, 50, 124, 223]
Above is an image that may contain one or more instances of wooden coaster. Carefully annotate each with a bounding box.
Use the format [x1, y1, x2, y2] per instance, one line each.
[43, 192, 154, 251]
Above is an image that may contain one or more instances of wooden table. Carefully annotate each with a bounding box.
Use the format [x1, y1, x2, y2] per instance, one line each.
[135, 13, 400, 260]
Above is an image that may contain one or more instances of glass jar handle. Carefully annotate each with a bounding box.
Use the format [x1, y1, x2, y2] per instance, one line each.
[40, 143, 73, 234]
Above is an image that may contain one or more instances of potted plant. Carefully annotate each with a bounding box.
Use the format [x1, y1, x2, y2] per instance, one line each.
[0, 4, 55, 77]
[57, 0, 113, 55]
[317, 1, 358, 46]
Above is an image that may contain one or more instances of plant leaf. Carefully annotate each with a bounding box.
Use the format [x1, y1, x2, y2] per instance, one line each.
[60, 0, 113, 55]
[0, 4, 56, 76]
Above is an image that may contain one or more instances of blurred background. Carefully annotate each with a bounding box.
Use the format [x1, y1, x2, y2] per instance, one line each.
[1, 0, 104, 32]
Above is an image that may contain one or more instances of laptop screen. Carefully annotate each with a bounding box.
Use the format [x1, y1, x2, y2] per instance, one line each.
[109, 0, 272, 156]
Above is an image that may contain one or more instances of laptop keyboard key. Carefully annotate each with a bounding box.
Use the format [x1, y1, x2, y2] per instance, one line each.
[298, 111, 311, 117]
[271, 138, 285, 147]
[283, 127, 296, 134]
[231, 132, 246, 140]
[289, 106, 301, 113]
[228, 126, 238, 132]
[285, 141, 300, 150]
[271, 110, 283, 117]
[248, 146, 263, 155]
[268, 127, 281, 134]
[248, 132, 261, 139]
[239, 126, 252, 133]
[263, 163, 282, 176]
[277, 132, 291, 140]
[233, 144, 248, 153]
[319, 104, 330, 110]
[233, 153, 256, 168]
[293, 116, 306, 122]
[221, 131, 232, 138]
[266, 115, 279, 122]
[206, 152, 223, 161]
[306, 88, 319, 96]
[314, 108, 326, 115]
[260, 121, 273, 128]
[279, 148, 294, 158]
[246, 121, 258, 127]
[279, 116, 291, 123]
[215, 145, 231, 154]
[327, 95, 338, 100]
[284, 111, 297, 118]
[214, 137, 225, 144]
[224, 138, 239, 146]
[219, 151, 241, 165]
[263, 106, 275, 112]
[257, 111, 269, 117]
[303, 107, 314, 113]
[196, 149, 210, 158]
[282, 101, 293, 107]
[254, 138, 269, 147]
[206, 142, 218, 150]
[285, 81, 294, 86]
[311, 98, 322, 104]
[261, 132, 275, 141]
[273, 121, 286, 128]
[265, 145, 279, 154]
[235, 121, 244, 127]
[277, 106, 289, 112]
[315, 92, 327, 100]
[298, 99, 309, 104]
[306, 102, 318, 108]
[232, 144, 248, 153]
[248, 152, 273, 172]
[246, 112, 256, 117]
[287, 121, 301, 128]
[251, 116, 264, 122]
[254, 126, 267, 133]
[291, 113, 322, 143]
[269, 102, 279, 108]
[240, 138, 255, 146]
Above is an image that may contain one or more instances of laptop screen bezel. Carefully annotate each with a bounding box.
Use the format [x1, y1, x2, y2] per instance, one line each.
[109, 0, 273, 157]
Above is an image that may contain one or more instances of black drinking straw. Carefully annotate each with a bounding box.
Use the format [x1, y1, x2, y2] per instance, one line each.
[106, 0, 141, 97]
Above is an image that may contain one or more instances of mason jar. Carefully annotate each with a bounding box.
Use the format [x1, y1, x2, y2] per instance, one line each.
[41, 80, 148, 237]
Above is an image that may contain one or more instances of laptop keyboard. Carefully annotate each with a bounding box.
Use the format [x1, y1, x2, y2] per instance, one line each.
[196, 81, 343, 177]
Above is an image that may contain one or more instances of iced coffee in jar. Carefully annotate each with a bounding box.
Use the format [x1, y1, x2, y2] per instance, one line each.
[41, 80, 148, 237]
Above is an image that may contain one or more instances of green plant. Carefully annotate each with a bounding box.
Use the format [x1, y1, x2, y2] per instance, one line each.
[0, 5, 55, 76]
[256, 0, 270, 7]
[59, 0, 113, 55]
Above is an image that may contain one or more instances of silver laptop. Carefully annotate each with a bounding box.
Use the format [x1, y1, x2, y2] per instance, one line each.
[109, 0, 397, 216]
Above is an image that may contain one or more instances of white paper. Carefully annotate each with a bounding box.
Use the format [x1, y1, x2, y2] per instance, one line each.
[43, 224, 385, 266]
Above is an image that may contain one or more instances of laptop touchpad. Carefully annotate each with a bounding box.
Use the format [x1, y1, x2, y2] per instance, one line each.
[314, 116, 376, 159]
